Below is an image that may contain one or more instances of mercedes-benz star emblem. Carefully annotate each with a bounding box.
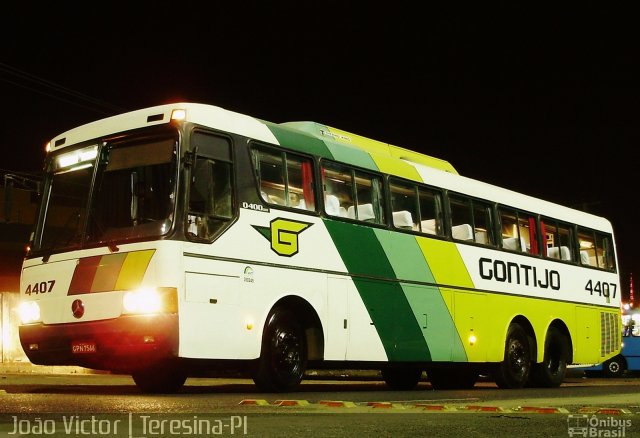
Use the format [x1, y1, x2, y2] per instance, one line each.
[71, 299, 85, 319]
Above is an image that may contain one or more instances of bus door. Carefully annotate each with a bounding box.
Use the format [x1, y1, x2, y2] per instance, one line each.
[325, 276, 349, 360]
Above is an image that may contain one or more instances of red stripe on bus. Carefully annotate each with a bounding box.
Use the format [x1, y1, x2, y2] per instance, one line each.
[68, 256, 101, 295]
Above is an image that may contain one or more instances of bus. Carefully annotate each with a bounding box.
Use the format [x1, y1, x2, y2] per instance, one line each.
[580, 305, 639, 377]
[17, 103, 621, 393]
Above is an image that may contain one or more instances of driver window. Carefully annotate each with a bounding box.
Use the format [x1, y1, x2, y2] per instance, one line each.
[187, 134, 233, 241]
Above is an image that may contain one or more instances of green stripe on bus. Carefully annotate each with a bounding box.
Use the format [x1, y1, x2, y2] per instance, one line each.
[266, 124, 334, 159]
[324, 140, 379, 172]
[324, 220, 430, 361]
[351, 277, 430, 361]
[375, 230, 467, 361]
[375, 230, 435, 283]
[402, 285, 467, 362]
[324, 221, 396, 278]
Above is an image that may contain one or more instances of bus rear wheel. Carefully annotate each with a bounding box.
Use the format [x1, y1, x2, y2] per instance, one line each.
[530, 326, 570, 387]
[494, 323, 531, 389]
[254, 308, 307, 392]
[381, 366, 422, 390]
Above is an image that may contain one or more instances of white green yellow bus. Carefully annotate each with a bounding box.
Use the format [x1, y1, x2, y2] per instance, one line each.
[18, 103, 621, 393]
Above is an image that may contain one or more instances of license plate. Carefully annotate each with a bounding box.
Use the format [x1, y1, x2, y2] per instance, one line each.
[71, 341, 97, 354]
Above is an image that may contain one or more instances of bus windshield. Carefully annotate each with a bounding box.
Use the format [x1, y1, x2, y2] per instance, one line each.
[34, 135, 177, 254]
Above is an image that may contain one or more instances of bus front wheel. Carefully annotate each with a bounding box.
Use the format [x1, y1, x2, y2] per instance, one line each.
[131, 361, 187, 394]
[494, 323, 531, 389]
[254, 308, 307, 392]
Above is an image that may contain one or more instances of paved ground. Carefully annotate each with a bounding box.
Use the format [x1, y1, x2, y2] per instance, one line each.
[0, 361, 103, 375]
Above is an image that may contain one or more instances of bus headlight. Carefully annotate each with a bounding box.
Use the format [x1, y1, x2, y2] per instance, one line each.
[18, 301, 41, 324]
[122, 287, 177, 315]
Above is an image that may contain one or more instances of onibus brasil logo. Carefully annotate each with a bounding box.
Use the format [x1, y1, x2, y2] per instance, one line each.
[252, 218, 312, 257]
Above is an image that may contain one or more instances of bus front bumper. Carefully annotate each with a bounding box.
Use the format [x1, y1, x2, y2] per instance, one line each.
[18, 314, 179, 373]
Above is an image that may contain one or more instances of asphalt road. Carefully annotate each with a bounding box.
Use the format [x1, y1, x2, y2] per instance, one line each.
[1, 373, 639, 437]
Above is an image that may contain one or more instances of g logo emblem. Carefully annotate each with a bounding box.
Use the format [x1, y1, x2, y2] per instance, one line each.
[253, 218, 312, 257]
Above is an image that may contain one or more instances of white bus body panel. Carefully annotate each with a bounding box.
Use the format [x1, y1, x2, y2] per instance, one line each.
[178, 208, 388, 362]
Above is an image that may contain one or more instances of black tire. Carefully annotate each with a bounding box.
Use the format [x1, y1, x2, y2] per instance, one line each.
[530, 326, 570, 387]
[602, 355, 626, 378]
[381, 367, 422, 390]
[494, 323, 531, 389]
[428, 367, 478, 390]
[132, 361, 187, 394]
[253, 308, 307, 392]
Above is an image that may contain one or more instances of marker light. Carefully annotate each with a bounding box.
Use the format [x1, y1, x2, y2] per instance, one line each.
[18, 301, 41, 324]
[122, 287, 177, 315]
[171, 109, 186, 121]
[45, 142, 51, 153]
[468, 333, 477, 346]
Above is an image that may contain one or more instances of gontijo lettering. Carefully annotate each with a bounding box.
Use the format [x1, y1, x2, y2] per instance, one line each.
[479, 257, 561, 290]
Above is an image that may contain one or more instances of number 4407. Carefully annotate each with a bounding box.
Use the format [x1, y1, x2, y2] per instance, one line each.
[585, 280, 617, 298]
[25, 280, 55, 295]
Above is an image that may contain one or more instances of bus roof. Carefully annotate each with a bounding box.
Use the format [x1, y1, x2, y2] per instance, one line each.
[412, 162, 614, 232]
[46, 102, 612, 232]
[49, 102, 457, 177]
[278, 121, 458, 174]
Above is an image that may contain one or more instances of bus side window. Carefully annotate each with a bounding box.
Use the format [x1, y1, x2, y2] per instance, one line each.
[286, 156, 315, 211]
[256, 149, 285, 205]
[472, 200, 495, 246]
[519, 214, 538, 255]
[322, 162, 384, 223]
[578, 227, 598, 267]
[390, 180, 418, 230]
[188, 158, 233, 240]
[352, 170, 384, 224]
[322, 162, 353, 217]
[595, 232, 616, 271]
[254, 147, 316, 211]
[500, 208, 524, 252]
[448, 194, 495, 246]
[557, 222, 575, 261]
[449, 195, 473, 241]
[542, 218, 575, 262]
[543, 219, 559, 259]
[418, 187, 443, 236]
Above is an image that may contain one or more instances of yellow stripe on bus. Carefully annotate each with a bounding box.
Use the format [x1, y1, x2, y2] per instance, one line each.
[114, 249, 155, 290]
[371, 152, 424, 183]
[327, 126, 458, 175]
[416, 237, 474, 289]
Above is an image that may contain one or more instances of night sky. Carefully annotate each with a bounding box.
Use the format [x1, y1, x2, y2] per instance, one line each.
[2, 6, 638, 299]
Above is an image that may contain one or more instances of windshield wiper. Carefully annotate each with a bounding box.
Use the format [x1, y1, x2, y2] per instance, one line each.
[86, 209, 119, 253]
[41, 210, 82, 263]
